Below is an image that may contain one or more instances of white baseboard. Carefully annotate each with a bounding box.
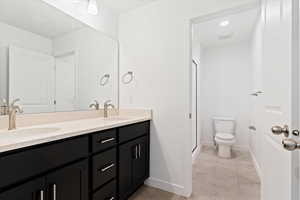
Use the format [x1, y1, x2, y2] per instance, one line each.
[192, 145, 201, 164]
[145, 177, 186, 197]
[232, 145, 249, 152]
[249, 148, 263, 182]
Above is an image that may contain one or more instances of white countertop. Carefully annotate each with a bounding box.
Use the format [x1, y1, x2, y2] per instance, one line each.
[0, 114, 151, 153]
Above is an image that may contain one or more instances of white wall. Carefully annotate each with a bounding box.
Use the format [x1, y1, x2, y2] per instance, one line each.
[200, 41, 252, 149]
[42, 0, 119, 38]
[0, 21, 52, 101]
[53, 27, 119, 109]
[118, 0, 258, 196]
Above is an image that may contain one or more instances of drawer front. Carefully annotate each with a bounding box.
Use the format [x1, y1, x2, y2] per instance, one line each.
[0, 136, 88, 189]
[119, 121, 150, 143]
[92, 129, 117, 153]
[93, 180, 116, 200]
[92, 148, 117, 190]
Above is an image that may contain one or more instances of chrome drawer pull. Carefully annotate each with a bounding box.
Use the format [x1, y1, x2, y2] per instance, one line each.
[99, 138, 115, 144]
[53, 184, 57, 200]
[100, 163, 115, 172]
[40, 190, 44, 200]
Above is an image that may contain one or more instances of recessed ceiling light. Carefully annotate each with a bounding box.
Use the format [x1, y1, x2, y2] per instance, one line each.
[219, 20, 230, 27]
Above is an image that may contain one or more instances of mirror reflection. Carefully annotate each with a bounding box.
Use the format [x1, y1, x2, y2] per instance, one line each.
[0, 0, 118, 114]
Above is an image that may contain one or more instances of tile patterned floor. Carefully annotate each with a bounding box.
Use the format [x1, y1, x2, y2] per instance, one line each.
[129, 145, 261, 200]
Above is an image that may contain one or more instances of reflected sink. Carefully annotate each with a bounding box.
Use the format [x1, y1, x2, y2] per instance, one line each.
[9, 127, 61, 135]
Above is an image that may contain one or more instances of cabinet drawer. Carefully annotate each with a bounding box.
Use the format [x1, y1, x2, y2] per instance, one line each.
[92, 129, 117, 153]
[93, 180, 116, 200]
[0, 136, 88, 189]
[119, 121, 150, 143]
[92, 148, 117, 190]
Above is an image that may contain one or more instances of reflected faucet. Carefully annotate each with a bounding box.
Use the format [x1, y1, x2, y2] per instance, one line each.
[104, 100, 115, 118]
[89, 100, 100, 110]
[8, 99, 23, 130]
[0, 99, 9, 115]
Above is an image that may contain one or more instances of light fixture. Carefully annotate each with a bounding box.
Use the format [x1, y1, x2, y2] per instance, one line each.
[219, 20, 230, 27]
[87, 0, 98, 15]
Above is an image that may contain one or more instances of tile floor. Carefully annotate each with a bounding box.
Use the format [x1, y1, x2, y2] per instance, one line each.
[130, 145, 261, 200]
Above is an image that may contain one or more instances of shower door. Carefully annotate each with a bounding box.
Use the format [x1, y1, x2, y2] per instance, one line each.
[192, 60, 198, 152]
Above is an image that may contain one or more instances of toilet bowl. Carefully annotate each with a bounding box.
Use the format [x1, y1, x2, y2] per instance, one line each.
[213, 117, 236, 158]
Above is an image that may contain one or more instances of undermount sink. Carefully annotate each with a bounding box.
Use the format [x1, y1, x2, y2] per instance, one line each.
[9, 127, 61, 135]
[103, 116, 131, 121]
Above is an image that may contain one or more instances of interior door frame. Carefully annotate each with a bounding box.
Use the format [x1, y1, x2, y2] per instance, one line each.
[188, 1, 300, 198]
[54, 50, 79, 111]
[291, 0, 300, 199]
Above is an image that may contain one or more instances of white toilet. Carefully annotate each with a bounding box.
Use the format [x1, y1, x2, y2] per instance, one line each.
[213, 117, 236, 158]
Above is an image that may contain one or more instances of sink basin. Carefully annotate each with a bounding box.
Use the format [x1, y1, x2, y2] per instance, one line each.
[103, 116, 131, 121]
[9, 127, 61, 135]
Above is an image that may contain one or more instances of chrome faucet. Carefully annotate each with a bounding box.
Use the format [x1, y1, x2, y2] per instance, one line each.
[89, 100, 100, 110]
[104, 100, 115, 118]
[8, 99, 23, 130]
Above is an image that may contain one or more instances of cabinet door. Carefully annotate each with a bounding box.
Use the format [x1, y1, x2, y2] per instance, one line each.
[119, 136, 149, 200]
[0, 178, 45, 200]
[119, 140, 135, 200]
[46, 160, 88, 200]
[133, 136, 149, 187]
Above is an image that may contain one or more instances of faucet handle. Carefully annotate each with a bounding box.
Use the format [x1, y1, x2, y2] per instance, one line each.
[10, 98, 20, 106]
[104, 100, 112, 105]
[1, 99, 7, 106]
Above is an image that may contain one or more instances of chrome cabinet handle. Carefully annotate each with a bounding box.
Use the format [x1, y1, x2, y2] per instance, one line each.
[40, 190, 44, 200]
[134, 145, 138, 159]
[99, 138, 115, 144]
[138, 144, 141, 158]
[100, 163, 115, 172]
[53, 184, 57, 200]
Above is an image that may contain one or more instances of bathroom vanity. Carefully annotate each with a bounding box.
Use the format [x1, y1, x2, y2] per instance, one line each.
[0, 118, 150, 200]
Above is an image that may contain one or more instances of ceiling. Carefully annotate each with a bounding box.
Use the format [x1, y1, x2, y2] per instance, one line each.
[100, 0, 158, 13]
[0, 0, 84, 39]
[193, 8, 259, 48]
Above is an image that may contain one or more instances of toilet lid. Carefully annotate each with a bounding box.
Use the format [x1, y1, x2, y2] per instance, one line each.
[215, 133, 235, 140]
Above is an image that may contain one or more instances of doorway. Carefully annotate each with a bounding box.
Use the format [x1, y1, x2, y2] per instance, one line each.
[190, 3, 261, 199]
[54, 52, 78, 112]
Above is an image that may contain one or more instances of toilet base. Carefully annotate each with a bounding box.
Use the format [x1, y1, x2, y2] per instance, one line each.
[217, 145, 232, 158]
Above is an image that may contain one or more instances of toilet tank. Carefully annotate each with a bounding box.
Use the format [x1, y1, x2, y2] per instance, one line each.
[213, 117, 236, 134]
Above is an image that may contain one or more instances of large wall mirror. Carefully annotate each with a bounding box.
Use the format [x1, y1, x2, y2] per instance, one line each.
[0, 0, 119, 114]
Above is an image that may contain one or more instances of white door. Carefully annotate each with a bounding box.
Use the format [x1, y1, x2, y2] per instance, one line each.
[9, 46, 55, 113]
[261, 0, 299, 199]
[55, 53, 78, 112]
[192, 60, 198, 152]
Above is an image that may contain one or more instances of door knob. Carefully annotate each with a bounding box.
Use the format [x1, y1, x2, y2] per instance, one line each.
[271, 125, 289, 137]
[282, 139, 300, 151]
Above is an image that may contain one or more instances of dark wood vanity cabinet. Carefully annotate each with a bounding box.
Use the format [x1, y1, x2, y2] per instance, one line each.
[0, 120, 150, 200]
[0, 178, 45, 200]
[0, 160, 88, 200]
[119, 136, 149, 200]
[46, 160, 88, 200]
